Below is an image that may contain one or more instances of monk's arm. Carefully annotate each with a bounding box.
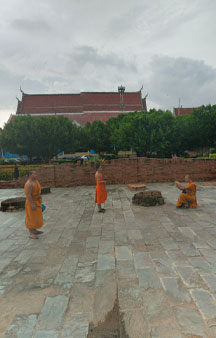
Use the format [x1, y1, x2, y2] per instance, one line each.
[25, 184, 36, 210]
[96, 172, 105, 184]
[175, 181, 187, 190]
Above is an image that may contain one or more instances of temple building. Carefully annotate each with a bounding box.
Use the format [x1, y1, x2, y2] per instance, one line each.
[9, 86, 147, 126]
[173, 107, 195, 117]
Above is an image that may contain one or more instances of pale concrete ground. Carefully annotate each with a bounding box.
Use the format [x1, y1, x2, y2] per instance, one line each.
[0, 183, 216, 338]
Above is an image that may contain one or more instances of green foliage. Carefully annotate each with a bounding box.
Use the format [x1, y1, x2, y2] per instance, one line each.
[1, 104, 216, 159]
[210, 153, 216, 159]
[82, 121, 111, 155]
[0, 170, 13, 180]
[1, 116, 80, 161]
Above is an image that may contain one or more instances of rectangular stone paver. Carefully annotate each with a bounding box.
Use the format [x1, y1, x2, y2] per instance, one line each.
[115, 246, 133, 261]
[150, 326, 182, 338]
[54, 256, 78, 289]
[37, 295, 69, 330]
[1, 184, 216, 338]
[174, 306, 208, 337]
[159, 238, 179, 250]
[161, 277, 192, 304]
[188, 256, 212, 274]
[176, 265, 206, 288]
[61, 313, 89, 338]
[97, 254, 115, 270]
[34, 331, 59, 338]
[202, 274, 216, 294]
[190, 288, 216, 320]
[137, 267, 161, 290]
[4, 315, 37, 338]
[134, 252, 153, 268]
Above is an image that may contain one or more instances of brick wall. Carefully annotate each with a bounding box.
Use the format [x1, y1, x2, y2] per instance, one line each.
[1, 158, 216, 189]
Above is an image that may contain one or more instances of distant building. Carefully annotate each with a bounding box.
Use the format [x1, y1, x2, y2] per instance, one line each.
[173, 107, 195, 117]
[9, 87, 147, 126]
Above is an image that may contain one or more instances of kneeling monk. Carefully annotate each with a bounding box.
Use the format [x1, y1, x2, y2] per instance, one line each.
[95, 165, 107, 213]
[24, 171, 44, 239]
[175, 175, 197, 209]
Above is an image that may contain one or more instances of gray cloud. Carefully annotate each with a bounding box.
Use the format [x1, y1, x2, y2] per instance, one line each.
[65, 46, 137, 73]
[12, 18, 51, 34]
[147, 55, 216, 109]
[0, 65, 47, 108]
[0, 0, 216, 126]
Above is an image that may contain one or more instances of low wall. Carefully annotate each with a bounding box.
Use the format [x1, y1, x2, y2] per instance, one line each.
[0, 158, 216, 189]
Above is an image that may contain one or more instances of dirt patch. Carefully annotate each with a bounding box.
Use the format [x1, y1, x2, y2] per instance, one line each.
[87, 297, 130, 338]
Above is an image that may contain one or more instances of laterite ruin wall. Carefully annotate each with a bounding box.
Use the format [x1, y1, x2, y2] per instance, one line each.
[1, 158, 216, 189]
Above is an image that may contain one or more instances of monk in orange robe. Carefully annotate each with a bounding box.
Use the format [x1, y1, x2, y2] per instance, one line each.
[24, 171, 44, 239]
[95, 165, 107, 213]
[175, 175, 197, 209]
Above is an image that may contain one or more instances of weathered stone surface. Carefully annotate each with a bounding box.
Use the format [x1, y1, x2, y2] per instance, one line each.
[137, 267, 161, 290]
[190, 289, 216, 320]
[127, 183, 146, 191]
[4, 315, 37, 338]
[115, 246, 133, 261]
[1, 197, 26, 212]
[41, 186, 51, 195]
[37, 295, 69, 330]
[176, 266, 206, 288]
[54, 256, 78, 289]
[97, 254, 115, 271]
[1, 184, 216, 337]
[174, 306, 208, 337]
[161, 277, 192, 304]
[150, 326, 182, 338]
[132, 190, 164, 207]
[62, 313, 89, 338]
[34, 331, 59, 338]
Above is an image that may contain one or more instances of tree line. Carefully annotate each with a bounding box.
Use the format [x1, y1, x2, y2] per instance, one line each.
[0, 105, 216, 161]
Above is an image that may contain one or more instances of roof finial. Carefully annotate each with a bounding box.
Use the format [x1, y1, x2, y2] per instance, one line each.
[20, 86, 24, 94]
[144, 93, 148, 99]
[140, 84, 143, 91]
[118, 85, 125, 94]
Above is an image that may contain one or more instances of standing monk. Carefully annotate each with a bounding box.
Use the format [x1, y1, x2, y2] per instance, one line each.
[24, 171, 44, 239]
[95, 164, 107, 213]
[175, 175, 197, 209]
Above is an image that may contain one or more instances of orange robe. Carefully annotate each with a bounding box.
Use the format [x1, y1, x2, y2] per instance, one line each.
[95, 173, 107, 204]
[24, 180, 44, 229]
[176, 182, 197, 208]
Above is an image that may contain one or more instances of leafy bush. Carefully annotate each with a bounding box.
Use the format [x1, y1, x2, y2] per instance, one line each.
[0, 170, 13, 180]
[210, 153, 216, 159]
[100, 154, 119, 160]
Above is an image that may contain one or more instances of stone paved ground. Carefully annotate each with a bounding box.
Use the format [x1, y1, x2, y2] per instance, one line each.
[0, 183, 216, 338]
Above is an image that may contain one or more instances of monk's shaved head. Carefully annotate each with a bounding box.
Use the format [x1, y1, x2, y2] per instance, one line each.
[185, 174, 192, 183]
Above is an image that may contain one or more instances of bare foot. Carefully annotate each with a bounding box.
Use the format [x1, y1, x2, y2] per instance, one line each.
[33, 230, 44, 234]
[29, 232, 38, 239]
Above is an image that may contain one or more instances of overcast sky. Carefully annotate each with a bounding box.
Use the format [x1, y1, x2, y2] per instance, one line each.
[0, 0, 216, 127]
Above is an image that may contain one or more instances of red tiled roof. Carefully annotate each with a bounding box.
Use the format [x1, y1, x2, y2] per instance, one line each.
[173, 107, 195, 117]
[10, 112, 125, 126]
[17, 91, 144, 115]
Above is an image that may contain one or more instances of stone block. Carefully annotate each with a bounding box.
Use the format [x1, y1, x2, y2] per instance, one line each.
[132, 191, 164, 207]
[37, 295, 69, 330]
[127, 183, 146, 191]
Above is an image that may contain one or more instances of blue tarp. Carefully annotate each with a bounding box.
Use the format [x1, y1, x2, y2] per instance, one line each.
[3, 152, 19, 158]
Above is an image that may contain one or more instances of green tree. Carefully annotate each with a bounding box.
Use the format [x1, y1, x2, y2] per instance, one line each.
[1, 115, 80, 161]
[82, 120, 111, 154]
